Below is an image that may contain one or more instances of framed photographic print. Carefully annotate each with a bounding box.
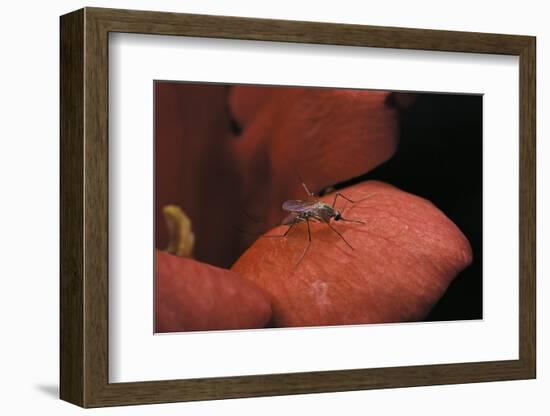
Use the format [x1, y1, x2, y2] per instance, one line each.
[60, 7, 536, 408]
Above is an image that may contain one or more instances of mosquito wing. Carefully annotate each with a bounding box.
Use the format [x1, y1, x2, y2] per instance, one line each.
[281, 212, 300, 225]
[282, 199, 316, 213]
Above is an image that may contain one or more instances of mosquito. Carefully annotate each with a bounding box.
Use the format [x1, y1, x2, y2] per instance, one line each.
[265, 181, 367, 267]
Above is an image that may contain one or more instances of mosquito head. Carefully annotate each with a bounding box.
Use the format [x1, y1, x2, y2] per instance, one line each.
[334, 211, 342, 221]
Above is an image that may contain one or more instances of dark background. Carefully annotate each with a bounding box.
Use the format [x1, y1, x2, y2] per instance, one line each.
[340, 93, 483, 321]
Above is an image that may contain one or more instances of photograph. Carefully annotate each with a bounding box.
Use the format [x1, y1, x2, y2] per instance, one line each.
[153, 82, 482, 333]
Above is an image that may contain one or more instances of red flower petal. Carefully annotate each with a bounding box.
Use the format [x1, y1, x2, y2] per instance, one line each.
[155, 84, 402, 267]
[231, 86, 400, 227]
[231, 181, 472, 327]
[155, 251, 272, 332]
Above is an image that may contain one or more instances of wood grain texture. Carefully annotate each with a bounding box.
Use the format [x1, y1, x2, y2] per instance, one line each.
[83, 9, 110, 406]
[59, 7, 537, 408]
[518, 38, 536, 376]
[59, 8, 84, 406]
[89, 7, 532, 54]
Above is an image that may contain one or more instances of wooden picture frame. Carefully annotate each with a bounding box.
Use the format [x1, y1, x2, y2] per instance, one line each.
[60, 7, 536, 408]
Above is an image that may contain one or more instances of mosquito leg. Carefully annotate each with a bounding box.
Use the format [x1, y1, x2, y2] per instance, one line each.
[329, 192, 365, 224]
[331, 192, 339, 208]
[339, 217, 365, 225]
[332, 191, 378, 225]
[234, 206, 283, 240]
[327, 222, 354, 250]
[301, 182, 318, 200]
[295, 218, 312, 266]
[294, 168, 319, 200]
[262, 222, 296, 238]
[233, 225, 260, 237]
[242, 209, 264, 225]
[331, 192, 356, 208]
[284, 224, 295, 237]
[332, 191, 379, 208]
